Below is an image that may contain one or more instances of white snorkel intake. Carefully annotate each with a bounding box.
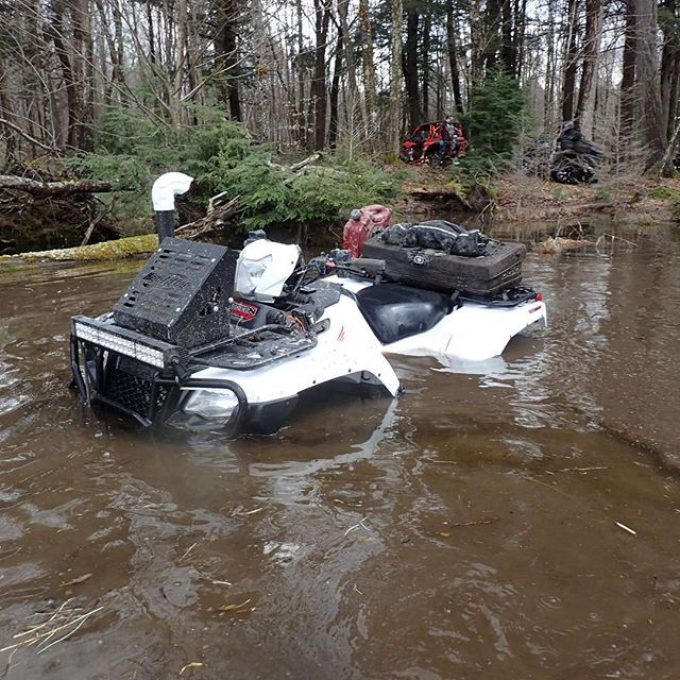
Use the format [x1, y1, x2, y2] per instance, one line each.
[151, 171, 194, 239]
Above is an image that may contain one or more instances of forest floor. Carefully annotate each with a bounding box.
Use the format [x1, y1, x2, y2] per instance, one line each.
[396, 165, 680, 233]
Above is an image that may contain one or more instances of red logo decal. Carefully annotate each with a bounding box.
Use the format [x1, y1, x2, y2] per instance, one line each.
[230, 301, 259, 321]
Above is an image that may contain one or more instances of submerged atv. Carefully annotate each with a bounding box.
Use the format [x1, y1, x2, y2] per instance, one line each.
[69, 175, 546, 437]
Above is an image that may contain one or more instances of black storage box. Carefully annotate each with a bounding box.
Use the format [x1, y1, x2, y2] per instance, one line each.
[361, 237, 525, 296]
[112, 237, 238, 348]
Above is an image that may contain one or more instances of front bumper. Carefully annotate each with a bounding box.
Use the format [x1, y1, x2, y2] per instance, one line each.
[70, 335, 298, 435]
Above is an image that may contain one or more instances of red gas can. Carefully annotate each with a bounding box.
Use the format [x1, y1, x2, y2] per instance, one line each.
[342, 204, 393, 257]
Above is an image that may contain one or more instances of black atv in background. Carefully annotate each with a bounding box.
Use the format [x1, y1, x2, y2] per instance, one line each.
[550, 123, 603, 185]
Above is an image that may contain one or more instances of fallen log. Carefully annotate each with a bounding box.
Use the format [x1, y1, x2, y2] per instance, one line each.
[0, 175, 115, 196]
[0, 234, 158, 264]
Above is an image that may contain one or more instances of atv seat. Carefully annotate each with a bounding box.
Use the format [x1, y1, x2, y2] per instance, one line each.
[355, 283, 451, 345]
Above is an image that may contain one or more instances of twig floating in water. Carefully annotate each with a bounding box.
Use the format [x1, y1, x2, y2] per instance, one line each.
[180, 543, 197, 561]
[616, 522, 637, 536]
[344, 517, 369, 537]
[559, 466, 609, 473]
[180, 662, 205, 675]
[61, 573, 93, 587]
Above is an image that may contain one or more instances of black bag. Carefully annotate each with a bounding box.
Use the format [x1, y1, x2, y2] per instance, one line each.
[380, 221, 488, 257]
[381, 223, 412, 246]
[450, 230, 488, 256]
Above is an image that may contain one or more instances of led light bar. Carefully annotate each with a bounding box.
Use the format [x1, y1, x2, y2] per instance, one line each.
[71, 315, 179, 369]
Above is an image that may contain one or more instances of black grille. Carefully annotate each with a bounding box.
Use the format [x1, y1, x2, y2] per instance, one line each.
[104, 361, 169, 419]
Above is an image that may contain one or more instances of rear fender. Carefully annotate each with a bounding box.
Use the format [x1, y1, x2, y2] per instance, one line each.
[384, 300, 547, 361]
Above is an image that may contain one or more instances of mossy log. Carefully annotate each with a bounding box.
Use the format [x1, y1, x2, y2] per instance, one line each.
[0, 234, 159, 265]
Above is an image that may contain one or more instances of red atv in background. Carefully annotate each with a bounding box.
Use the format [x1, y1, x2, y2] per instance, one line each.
[400, 120, 468, 167]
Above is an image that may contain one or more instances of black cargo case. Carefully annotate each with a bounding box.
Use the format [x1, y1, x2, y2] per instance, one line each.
[361, 237, 525, 296]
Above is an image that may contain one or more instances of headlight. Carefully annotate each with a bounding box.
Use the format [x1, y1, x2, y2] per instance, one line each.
[182, 389, 240, 420]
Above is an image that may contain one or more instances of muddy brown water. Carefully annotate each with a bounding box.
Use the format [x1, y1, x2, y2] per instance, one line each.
[1, 227, 680, 679]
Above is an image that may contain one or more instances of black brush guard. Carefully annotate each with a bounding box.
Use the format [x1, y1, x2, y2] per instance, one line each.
[70, 315, 316, 431]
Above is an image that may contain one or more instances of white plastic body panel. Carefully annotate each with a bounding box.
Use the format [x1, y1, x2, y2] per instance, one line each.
[323, 274, 547, 362]
[185, 294, 400, 404]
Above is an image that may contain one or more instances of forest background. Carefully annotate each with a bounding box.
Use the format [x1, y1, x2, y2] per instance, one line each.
[1, 0, 680, 249]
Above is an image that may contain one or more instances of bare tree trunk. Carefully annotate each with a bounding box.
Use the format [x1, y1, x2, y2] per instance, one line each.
[575, 0, 602, 135]
[561, 0, 580, 123]
[50, 0, 76, 149]
[295, 0, 308, 147]
[310, 0, 331, 150]
[634, 0, 665, 168]
[619, 0, 636, 149]
[660, 0, 680, 141]
[389, 0, 404, 156]
[0, 65, 18, 169]
[169, 0, 187, 128]
[544, 0, 556, 132]
[337, 0, 367, 134]
[515, 0, 528, 81]
[68, 0, 94, 150]
[93, 0, 118, 101]
[358, 0, 379, 129]
[446, 1, 464, 114]
[469, 0, 484, 87]
[501, 0, 515, 75]
[215, 0, 241, 120]
[422, 14, 431, 120]
[329, 26, 343, 148]
[403, 9, 421, 129]
[484, 0, 501, 71]
[147, 0, 156, 64]
[186, 1, 205, 108]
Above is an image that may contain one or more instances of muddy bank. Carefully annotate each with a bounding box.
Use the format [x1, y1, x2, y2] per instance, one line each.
[493, 175, 680, 226]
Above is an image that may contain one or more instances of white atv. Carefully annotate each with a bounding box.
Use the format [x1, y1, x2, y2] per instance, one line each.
[69, 173, 546, 436]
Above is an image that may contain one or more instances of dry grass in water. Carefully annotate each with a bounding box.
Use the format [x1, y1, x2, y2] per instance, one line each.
[1, 599, 103, 657]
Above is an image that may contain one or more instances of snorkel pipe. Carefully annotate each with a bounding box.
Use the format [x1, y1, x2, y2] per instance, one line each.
[151, 172, 194, 239]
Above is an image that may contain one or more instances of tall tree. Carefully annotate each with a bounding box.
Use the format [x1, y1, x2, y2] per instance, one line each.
[329, 18, 344, 148]
[403, 7, 421, 128]
[445, 0, 464, 113]
[619, 0, 636, 147]
[215, 0, 242, 121]
[359, 0, 379, 130]
[634, 0, 665, 166]
[310, 0, 331, 150]
[575, 0, 603, 135]
[561, 0, 580, 123]
[659, 0, 680, 140]
[390, 0, 404, 155]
